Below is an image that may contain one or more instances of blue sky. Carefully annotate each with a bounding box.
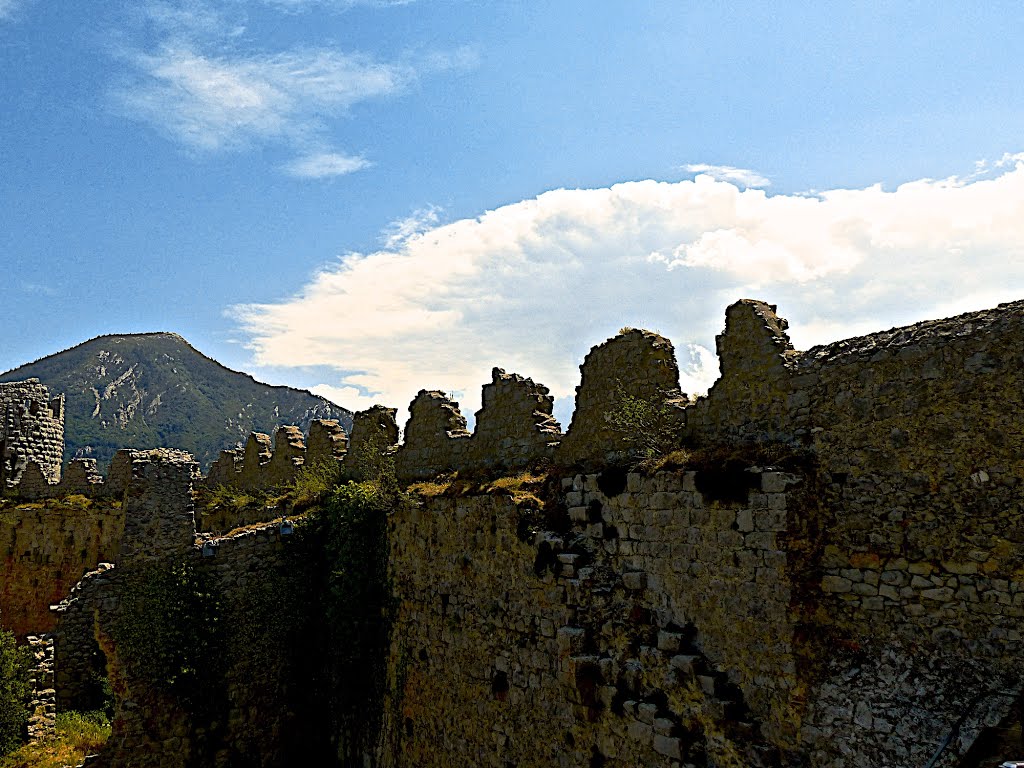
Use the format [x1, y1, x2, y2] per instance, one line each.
[3, 1, 1024, 426]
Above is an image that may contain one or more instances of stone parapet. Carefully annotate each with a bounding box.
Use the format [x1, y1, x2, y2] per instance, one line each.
[119, 449, 200, 563]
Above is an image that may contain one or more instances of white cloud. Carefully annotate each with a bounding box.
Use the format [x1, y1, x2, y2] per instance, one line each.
[310, 384, 383, 412]
[682, 164, 771, 188]
[115, 46, 409, 152]
[112, 0, 463, 177]
[234, 157, 1024, 426]
[381, 206, 442, 249]
[0, 0, 25, 20]
[257, 0, 415, 10]
[283, 151, 370, 178]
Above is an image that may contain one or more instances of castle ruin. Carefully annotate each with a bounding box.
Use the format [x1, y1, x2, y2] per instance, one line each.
[1, 298, 1022, 767]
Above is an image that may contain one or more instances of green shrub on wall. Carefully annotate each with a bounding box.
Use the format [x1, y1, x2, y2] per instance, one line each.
[605, 383, 683, 459]
[0, 623, 29, 756]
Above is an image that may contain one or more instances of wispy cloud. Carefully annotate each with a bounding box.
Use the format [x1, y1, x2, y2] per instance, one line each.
[257, 0, 416, 10]
[234, 157, 1024, 424]
[111, 0, 457, 178]
[381, 206, 442, 248]
[283, 150, 370, 178]
[114, 46, 409, 152]
[682, 164, 771, 188]
[0, 0, 26, 21]
[19, 281, 58, 297]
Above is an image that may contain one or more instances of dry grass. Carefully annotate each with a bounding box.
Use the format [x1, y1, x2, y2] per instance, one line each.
[0, 711, 110, 768]
[407, 470, 549, 506]
[218, 512, 311, 539]
[635, 448, 692, 474]
[405, 478, 454, 497]
[483, 472, 546, 505]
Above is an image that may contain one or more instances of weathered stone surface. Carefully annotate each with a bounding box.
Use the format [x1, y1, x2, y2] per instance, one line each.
[558, 329, 686, 465]
[0, 379, 64, 489]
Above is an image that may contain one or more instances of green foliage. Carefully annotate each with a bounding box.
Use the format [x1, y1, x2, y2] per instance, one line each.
[315, 480, 395, 763]
[605, 384, 683, 459]
[0, 625, 29, 757]
[292, 458, 341, 510]
[110, 559, 222, 704]
[0, 710, 110, 768]
[342, 423, 398, 496]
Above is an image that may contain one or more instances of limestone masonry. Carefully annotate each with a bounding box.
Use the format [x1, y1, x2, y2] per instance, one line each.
[1, 297, 1022, 767]
[0, 379, 64, 490]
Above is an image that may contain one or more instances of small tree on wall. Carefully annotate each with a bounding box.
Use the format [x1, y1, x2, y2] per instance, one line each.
[605, 383, 684, 459]
[0, 617, 30, 756]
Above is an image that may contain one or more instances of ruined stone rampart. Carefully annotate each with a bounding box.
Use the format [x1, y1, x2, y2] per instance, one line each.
[383, 469, 806, 767]
[52, 450, 324, 767]
[383, 460, 1022, 767]
[393, 330, 686, 481]
[687, 298, 1024, 468]
[395, 368, 562, 480]
[557, 328, 687, 465]
[0, 379, 64, 489]
[7, 298, 1024, 767]
[0, 498, 123, 639]
[205, 418, 348, 491]
[376, 298, 1024, 768]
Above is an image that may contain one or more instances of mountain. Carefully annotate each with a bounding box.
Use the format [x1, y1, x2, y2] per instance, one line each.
[0, 332, 353, 470]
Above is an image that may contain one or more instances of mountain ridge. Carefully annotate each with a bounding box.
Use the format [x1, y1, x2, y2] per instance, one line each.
[0, 332, 352, 470]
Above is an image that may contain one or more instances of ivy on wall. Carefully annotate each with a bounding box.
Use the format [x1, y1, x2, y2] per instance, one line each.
[110, 559, 222, 707]
[314, 480, 394, 765]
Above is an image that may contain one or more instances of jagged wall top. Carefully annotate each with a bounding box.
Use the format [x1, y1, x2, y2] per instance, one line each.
[4, 298, 1022, 494]
[557, 328, 685, 465]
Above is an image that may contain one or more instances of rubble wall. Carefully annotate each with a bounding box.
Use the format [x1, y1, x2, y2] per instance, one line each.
[0, 498, 123, 639]
[0, 379, 64, 489]
[52, 450, 325, 768]
[382, 469, 809, 767]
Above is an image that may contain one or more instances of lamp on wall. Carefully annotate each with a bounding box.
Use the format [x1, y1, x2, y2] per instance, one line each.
[202, 540, 218, 557]
[279, 519, 294, 536]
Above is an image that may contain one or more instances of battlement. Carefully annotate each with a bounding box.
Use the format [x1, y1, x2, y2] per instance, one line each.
[205, 419, 349, 491]
[395, 368, 562, 480]
[5, 298, 1023, 499]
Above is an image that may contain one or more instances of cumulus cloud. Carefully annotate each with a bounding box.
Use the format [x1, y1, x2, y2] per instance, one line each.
[234, 158, 1024, 426]
[682, 164, 771, 188]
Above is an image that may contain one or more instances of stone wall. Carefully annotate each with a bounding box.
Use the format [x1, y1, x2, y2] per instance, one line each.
[52, 449, 326, 767]
[0, 497, 123, 639]
[393, 331, 687, 481]
[376, 297, 1024, 768]
[557, 329, 687, 466]
[382, 456, 1023, 767]
[0, 379, 64, 490]
[381, 468, 809, 767]
[205, 419, 348, 491]
[9, 297, 1024, 767]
